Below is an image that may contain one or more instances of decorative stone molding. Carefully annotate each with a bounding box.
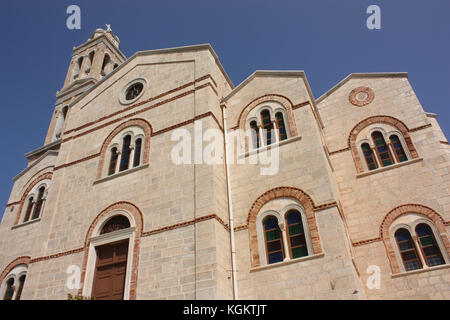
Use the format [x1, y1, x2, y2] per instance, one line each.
[96, 118, 152, 179]
[15, 173, 53, 225]
[349, 87, 374, 107]
[246, 186, 322, 268]
[348, 115, 419, 173]
[235, 94, 298, 138]
[380, 204, 450, 274]
[79, 201, 144, 300]
[0, 256, 30, 287]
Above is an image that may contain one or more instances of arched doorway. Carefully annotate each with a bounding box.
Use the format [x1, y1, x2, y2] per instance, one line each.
[92, 215, 131, 300]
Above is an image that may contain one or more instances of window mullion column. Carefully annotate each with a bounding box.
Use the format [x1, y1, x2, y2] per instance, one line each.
[412, 234, 428, 268]
[279, 222, 290, 261]
[370, 143, 381, 168]
[272, 120, 279, 143]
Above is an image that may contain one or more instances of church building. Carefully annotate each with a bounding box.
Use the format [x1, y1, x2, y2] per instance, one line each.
[0, 27, 449, 300]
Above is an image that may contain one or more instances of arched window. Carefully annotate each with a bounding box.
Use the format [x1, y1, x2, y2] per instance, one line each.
[390, 135, 408, 163]
[15, 275, 26, 300]
[275, 112, 287, 141]
[361, 143, 378, 171]
[100, 215, 131, 235]
[133, 138, 142, 168]
[72, 57, 83, 80]
[395, 228, 422, 271]
[32, 186, 45, 220]
[260, 110, 273, 146]
[108, 147, 118, 176]
[415, 224, 445, 267]
[263, 216, 284, 264]
[84, 51, 95, 75]
[3, 278, 14, 300]
[119, 135, 131, 172]
[23, 197, 34, 223]
[372, 131, 394, 167]
[285, 210, 308, 259]
[250, 121, 260, 149]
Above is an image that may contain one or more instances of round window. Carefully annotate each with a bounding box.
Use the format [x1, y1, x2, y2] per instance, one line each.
[120, 79, 147, 105]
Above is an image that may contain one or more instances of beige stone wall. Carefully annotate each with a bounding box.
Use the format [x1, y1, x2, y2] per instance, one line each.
[317, 75, 450, 299]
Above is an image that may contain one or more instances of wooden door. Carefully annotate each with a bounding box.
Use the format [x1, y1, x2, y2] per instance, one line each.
[92, 239, 129, 300]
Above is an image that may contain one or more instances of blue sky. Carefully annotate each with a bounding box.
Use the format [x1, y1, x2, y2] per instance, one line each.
[0, 1, 449, 220]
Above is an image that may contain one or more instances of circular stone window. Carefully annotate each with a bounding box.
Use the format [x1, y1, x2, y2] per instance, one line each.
[349, 87, 374, 107]
[120, 79, 147, 105]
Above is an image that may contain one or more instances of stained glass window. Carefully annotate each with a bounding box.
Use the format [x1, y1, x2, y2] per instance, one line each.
[286, 210, 308, 259]
[119, 135, 132, 172]
[3, 278, 14, 300]
[361, 143, 378, 171]
[372, 131, 393, 167]
[263, 216, 284, 264]
[23, 197, 34, 223]
[395, 228, 422, 271]
[275, 112, 287, 141]
[32, 187, 45, 220]
[15, 275, 26, 300]
[416, 224, 444, 267]
[108, 147, 118, 176]
[389, 135, 408, 163]
[260, 110, 273, 146]
[250, 121, 260, 149]
[133, 138, 142, 167]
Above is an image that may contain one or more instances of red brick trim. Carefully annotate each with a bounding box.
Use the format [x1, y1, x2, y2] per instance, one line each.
[409, 123, 432, 132]
[292, 101, 310, 110]
[96, 118, 152, 179]
[440, 141, 449, 145]
[65, 74, 217, 135]
[348, 115, 419, 173]
[247, 186, 322, 267]
[53, 112, 223, 172]
[235, 94, 299, 138]
[349, 87, 374, 107]
[328, 147, 351, 156]
[79, 201, 144, 300]
[380, 203, 450, 274]
[0, 256, 31, 286]
[14, 173, 53, 225]
[30, 248, 84, 263]
[142, 213, 229, 237]
[352, 237, 382, 247]
[5, 201, 20, 208]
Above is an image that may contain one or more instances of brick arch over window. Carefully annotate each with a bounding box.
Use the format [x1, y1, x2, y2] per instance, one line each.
[79, 201, 144, 300]
[247, 187, 322, 267]
[0, 256, 30, 286]
[15, 172, 53, 225]
[380, 204, 450, 274]
[348, 115, 419, 173]
[236, 94, 298, 137]
[96, 118, 153, 179]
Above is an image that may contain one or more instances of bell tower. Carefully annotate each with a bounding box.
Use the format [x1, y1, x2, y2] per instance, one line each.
[44, 25, 126, 145]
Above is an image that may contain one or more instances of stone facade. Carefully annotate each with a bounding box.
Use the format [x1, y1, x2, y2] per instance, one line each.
[0, 28, 449, 300]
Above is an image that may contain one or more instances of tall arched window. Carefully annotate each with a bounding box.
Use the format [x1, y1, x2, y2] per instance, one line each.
[108, 147, 118, 176]
[250, 121, 260, 149]
[361, 143, 378, 171]
[72, 57, 83, 80]
[390, 135, 407, 163]
[395, 228, 422, 271]
[263, 216, 284, 264]
[119, 135, 131, 172]
[260, 110, 273, 146]
[101, 54, 111, 77]
[32, 186, 45, 220]
[285, 210, 308, 259]
[275, 112, 287, 141]
[15, 275, 26, 300]
[133, 138, 142, 168]
[23, 197, 34, 223]
[372, 131, 394, 167]
[84, 51, 95, 75]
[415, 224, 445, 267]
[3, 278, 14, 300]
